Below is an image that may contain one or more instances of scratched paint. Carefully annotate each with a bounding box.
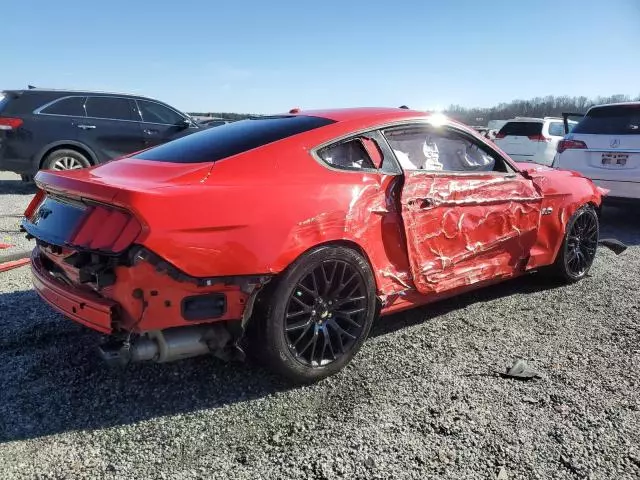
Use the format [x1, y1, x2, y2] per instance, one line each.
[400, 172, 542, 294]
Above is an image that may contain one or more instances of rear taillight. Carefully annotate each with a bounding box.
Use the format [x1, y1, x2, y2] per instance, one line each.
[495, 132, 506, 139]
[0, 117, 24, 131]
[557, 139, 587, 154]
[24, 189, 46, 219]
[70, 204, 142, 253]
[527, 134, 549, 142]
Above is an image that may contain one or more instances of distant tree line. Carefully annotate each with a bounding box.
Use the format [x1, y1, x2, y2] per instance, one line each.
[190, 93, 640, 126]
[188, 112, 255, 120]
[444, 94, 640, 126]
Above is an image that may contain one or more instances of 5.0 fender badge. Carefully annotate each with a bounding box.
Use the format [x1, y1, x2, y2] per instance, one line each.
[541, 207, 553, 216]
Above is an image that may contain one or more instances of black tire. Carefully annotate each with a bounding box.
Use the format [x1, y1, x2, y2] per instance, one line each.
[550, 204, 599, 283]
[42, 149, 91, 171]
[255, 245, 377, 383]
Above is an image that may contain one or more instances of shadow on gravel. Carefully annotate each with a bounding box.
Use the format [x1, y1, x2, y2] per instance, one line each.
[0, 290, 293, 443]
[0, 179, 37, 195]
[0, 272, 569, 443]
[370, 273, 565, 338]
[600, 204, 640, 247]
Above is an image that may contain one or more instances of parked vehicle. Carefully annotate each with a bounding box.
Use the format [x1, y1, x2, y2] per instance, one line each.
[22, 107, 606, 383]
[0, 88, 202, 179]
[494, 116, 577, 166]
[196, 116, 234, 127]
[553, 102, 640, 203]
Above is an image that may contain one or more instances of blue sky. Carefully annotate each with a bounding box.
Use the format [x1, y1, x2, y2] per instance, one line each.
[3, 0, 640, 113]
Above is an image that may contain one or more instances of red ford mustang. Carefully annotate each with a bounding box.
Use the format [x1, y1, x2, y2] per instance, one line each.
[22, 107, 607, 383]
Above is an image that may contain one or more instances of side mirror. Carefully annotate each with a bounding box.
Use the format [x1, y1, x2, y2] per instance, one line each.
[176, 118, 192, 129]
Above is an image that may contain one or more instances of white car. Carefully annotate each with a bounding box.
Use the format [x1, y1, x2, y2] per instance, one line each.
[494, 117, 577, 166]
[553, 103, 640, 203]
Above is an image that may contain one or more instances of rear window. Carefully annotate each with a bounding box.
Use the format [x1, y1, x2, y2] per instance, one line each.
[40, 96, 86, 116]
[498, 121, 543, 137]
[133, 115, 336, 163]
[572, 105, 640, 135]
[0, 91, 62, 114]
[548, 122, 565, 136]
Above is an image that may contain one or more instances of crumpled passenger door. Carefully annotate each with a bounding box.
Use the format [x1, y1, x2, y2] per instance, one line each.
[400, 171, 542, 294]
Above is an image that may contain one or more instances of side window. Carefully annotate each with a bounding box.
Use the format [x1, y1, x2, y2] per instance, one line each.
[137, 100, 184, 125]
[85, 97, 135, 121]
[317, 138, 376, 171]
[383, 125, 509, 173]
[40, 97, 86, 116]
[548, 122, 565, 137]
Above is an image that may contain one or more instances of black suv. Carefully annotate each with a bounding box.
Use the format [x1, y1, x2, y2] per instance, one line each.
[0, 88, 203, 179]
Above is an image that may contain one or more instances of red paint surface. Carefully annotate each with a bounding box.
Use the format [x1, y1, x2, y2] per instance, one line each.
[24, 108, 604, 334]
[0, 243, 13, 250]
[400, 172, 542, 293]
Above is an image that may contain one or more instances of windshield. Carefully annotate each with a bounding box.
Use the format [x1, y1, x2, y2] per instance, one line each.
[133, 115, 335, 163]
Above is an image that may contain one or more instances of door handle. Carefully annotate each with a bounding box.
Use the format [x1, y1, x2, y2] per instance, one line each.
[143, 129, 159, 135]
[77, 124, 96, 130]
[409, 198, 434, 208]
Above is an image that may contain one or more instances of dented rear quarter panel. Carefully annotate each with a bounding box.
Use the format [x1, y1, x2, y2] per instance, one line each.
[121, 138, 412, 297]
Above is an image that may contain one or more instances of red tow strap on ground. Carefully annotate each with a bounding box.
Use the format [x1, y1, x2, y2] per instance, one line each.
[0, 258, 30, 273]
[0, 243, 31, 272]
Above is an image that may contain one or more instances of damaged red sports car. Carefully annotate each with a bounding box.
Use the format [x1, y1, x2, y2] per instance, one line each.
[22, 107, 607, 383]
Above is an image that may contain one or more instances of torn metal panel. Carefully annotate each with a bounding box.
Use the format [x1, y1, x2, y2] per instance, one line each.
[401, 172, 542, 294]
[281, 174, 415, 297]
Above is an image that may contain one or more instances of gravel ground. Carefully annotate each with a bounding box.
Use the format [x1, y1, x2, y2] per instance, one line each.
[0, 172, 35, 262]
[0, 173, 639, 479]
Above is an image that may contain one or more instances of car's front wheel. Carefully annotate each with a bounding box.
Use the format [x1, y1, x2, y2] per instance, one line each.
[551, 204, 599, 282]
[256, 246, 377, 383]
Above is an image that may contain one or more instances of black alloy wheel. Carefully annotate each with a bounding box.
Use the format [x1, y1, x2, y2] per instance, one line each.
[551, 204, 599, 282]
[284, 259, 368, 367]
[565, 208, 599, 277]
[254, 246, 377, 383]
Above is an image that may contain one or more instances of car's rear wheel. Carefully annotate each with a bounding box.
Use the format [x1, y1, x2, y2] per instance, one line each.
[43, 149, 91, 171]
[551, 204, 599, 282]
[256, 246, 377, 383]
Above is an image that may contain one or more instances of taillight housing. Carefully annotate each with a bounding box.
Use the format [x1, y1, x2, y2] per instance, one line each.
[557, 139, 587, 154]
[69, 203, 142, 253]
[495, 132, 505, 139]
[527, 134, 549, 142]
[0, 117, 24, 131]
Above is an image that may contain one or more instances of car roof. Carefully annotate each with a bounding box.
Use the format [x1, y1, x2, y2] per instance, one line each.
[587, 101, 640, 111]
[505, 116, 565, 123]
[289, 107, 432, 124]
[2, 88, 155, 101]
